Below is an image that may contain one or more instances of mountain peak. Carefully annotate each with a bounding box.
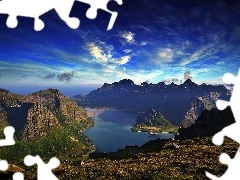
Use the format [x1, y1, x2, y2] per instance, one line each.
[182, 79, 197, 87]
[119, 79, 134, 85]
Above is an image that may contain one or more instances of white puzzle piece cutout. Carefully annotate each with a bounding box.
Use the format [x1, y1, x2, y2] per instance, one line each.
[206, 69, 240, 179]
[0, 126, 15, 147]
[77, 0, 123, 30]
[212, 71, 240, 146]
[0, 126, 22, 179]
[0, 0, 123, 31]
[24, 155, 60, 180]
[12, 172, 24, 180]
[206, 148, 240, 179]
[0, 160, 8, 171]
[0, 0, 79, 31]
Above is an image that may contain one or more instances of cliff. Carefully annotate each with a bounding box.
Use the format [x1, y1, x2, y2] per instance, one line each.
[0, 88, 94, 165]
[176, 107, 235, 140]
[132, 109, 178, 133]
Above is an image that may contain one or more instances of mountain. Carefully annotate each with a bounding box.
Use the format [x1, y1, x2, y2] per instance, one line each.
[131, 109, 178, 133]
[74, 79, 230, 126]
[176, 107, 235, 140]
[0, 88, 94, 165]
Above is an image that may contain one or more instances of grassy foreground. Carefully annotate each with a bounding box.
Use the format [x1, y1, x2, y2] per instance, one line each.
[22, 136, 238, 180]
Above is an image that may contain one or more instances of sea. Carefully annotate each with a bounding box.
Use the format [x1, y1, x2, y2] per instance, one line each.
[83, 109, 174, 153]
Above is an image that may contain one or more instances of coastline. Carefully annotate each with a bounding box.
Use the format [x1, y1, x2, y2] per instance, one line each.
[84, 107, 112, 118]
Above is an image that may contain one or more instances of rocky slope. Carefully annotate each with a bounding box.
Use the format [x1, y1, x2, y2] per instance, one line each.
[0, 88, 91, 140]
[0, 88, 94, 165]
[132, 109, 178, 133]
[182, 92, 222, 127]
[176, 107, 235, 140]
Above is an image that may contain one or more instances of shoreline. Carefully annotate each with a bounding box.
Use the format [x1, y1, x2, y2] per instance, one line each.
[84, 107, 113, 118]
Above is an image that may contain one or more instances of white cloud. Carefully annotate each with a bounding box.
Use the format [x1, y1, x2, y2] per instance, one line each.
[140, 41, 147, 46]
[164, 79, 171, 84]
[158, 48, 173, 61]
[114, 56, 131, 65]
[128, 70, 163, 84]
[84, 42, 108, 62]
[123, 49, 132, 53]
[184, 71, 192, 80]
[120, 31, 135, 44]
[180, 43, 218, 65]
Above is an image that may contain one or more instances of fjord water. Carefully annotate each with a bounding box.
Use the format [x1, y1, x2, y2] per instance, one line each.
[83, 110, 174, 153]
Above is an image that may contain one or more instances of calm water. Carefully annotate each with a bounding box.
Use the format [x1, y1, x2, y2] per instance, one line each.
[83, 110, 174, 153]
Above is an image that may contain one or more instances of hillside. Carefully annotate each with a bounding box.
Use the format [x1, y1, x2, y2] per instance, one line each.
[19, 107, 238, 180]
[176, 107, 235, 140]
[0, 88, 95, 166]
[131, 109, 178, 133]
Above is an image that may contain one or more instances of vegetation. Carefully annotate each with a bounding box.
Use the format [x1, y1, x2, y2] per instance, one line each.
[19, 136, 238, 180]
[132, 125, 178, 134]
[132, 109, 178, 134]
[0, 115, 95, 167]
[0, 88, 95, 170]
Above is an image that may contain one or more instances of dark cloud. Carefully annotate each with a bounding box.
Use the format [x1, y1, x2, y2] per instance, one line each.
[0, 73, 1, 77]
[171, 78, 179, 82]
[42, 73, 55, 79]
[184, 71, 192, 80]
[57, 72, 74, 82]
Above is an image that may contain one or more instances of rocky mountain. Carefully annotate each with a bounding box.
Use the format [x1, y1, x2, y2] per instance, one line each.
[74, 79, 230, 126]
[0, 88, 91, 140]
[176, 107, 235, 140]
[0, 88, 94, 165]
[182, 92, 222, 127]
[132, 109, 178, 133]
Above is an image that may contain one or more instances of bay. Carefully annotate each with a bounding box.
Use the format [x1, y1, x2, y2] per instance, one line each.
[83, 110, 174, 153]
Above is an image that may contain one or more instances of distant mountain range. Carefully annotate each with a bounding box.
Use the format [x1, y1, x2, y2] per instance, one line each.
[73, 79, 231, 126]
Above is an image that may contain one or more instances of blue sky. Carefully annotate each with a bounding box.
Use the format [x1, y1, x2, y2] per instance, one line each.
[1, 0, 240, 96]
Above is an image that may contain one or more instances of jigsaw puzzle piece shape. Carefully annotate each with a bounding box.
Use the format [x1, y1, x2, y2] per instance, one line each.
[77, 0, 123, 30]
[216, 100, 230, 111]
[0, 0, 52, 30]
[0, 126, 15, 147]
[206, 149, 240, 180]
[0, 0, 79, 31]
[212, 122, 240, 146]
[0, 160, 8, 171]
[24, 155, 60, 180]
[54, 0, 80, 29]
[13, 172, 24, 180]
[222, 73, 237, 85]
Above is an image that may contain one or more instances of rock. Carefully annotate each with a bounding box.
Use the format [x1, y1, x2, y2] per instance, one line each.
[175, 107, 235, 140]
[168, 142, 179, 150]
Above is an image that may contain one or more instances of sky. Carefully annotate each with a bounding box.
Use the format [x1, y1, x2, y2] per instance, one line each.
[1, 0, 240, 96]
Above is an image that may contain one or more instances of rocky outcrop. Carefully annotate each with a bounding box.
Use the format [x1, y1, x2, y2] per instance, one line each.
[182, 92, 221, 127]
[20, 102, 61, 142]
[0, 88, 91, 142]
[135, 109, 173, 126]
[175, 107, 235, 140]
[23, 89, 88, 123]
[0, 163, 24, 179]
